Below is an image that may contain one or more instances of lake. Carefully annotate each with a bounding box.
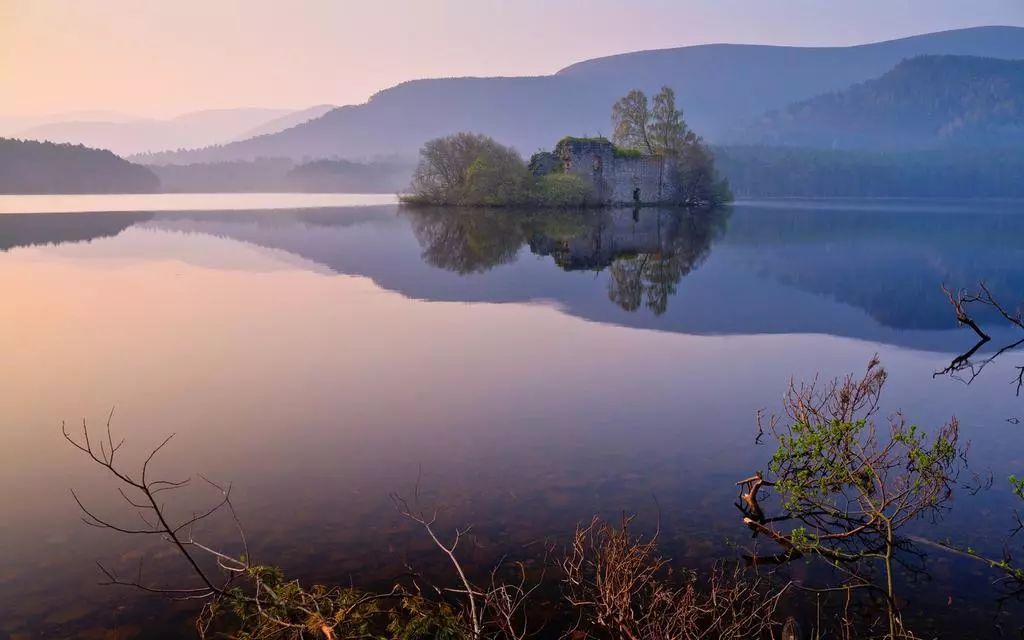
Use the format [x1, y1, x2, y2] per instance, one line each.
[2, 194, 1024, 638]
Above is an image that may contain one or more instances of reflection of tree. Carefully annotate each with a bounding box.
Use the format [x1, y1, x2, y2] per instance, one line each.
[0, 212, 151, 251]
[608, 257, 646, 312]
[605, 208, 728, 315]
[403, 207, 525, 274]
[403, 205, 728, 315]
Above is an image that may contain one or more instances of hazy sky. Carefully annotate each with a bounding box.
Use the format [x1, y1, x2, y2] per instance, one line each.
[3, 0, 1024, 118]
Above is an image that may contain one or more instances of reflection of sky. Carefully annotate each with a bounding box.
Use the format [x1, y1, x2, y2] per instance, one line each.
[0, 193, 397, 214]
[1, 199, 1024, 636]
[12, 201, 1019, 350]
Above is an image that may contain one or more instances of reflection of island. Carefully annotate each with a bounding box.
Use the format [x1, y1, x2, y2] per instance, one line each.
[718, 203, 1024, 330]
[0, 212, 152, 250]
[404, 207, 728, 315]
[406, 207, 525, 275]
[6, 201, 1024, 350]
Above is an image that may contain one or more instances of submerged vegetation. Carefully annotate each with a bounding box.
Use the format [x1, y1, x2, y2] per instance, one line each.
[63, 418, 786, 639]
[62, 351, 1024, 639]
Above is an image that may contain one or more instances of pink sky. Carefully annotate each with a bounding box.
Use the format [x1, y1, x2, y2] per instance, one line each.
[3, 0, 1023, 118]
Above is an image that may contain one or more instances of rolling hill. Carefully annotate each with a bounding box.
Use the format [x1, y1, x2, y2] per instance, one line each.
[139, 26, 1024, 163]
[0, 138, 159, 194]
[742, 55, 1024, 149]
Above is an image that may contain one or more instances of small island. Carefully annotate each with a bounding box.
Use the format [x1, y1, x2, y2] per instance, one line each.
[402, 87, 731, 209]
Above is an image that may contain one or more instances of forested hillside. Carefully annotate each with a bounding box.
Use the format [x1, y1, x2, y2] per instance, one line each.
[743, 55, 1024, 150]
[0, 139, 159, 194]
[715, 145, 1024, 198]
[146, 158, 412, 193]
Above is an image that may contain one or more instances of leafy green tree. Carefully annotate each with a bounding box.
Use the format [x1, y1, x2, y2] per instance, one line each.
[674, 141, 732, 205]
[649, 87, 696, 155]
[740, 358, 963, 638]
[610, 88, 731, 206]
[407, 133, 595, 207]
[461, 147, 531, 206]
[409, 133, 529, 206]
[611, 90, 654, 154]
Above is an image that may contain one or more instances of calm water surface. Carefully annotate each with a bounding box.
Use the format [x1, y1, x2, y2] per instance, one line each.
[0, 192, 397, 214]
[2, 195, 1024, 637]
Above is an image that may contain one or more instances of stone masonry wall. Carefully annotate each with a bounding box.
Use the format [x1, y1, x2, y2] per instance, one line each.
[556, 138, 678, 205]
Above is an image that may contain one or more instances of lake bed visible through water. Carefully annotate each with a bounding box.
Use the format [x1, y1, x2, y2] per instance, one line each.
[2, 194, 1024, 637]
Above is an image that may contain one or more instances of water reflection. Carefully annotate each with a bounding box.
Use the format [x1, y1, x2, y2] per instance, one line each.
[0, 211, 152, 250]
[405, 206, 728, 314]
[407, 207, 526, 274]
[3, 200, 1023, 346]
[2, 198, 1024, 638]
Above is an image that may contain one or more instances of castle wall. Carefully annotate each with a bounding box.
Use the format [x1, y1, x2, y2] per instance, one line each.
[557, 139, 678, 205]
[608, 155, 668, 204]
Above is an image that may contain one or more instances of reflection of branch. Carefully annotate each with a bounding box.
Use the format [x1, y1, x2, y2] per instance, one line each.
[936, 283, 1024, 395]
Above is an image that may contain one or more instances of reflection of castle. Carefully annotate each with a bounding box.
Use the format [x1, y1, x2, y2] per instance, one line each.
[528, 208, 684, 271]
[525, 207, 725, 315]
[15, 203, 1024, 345]
[404, 205, 725, 315]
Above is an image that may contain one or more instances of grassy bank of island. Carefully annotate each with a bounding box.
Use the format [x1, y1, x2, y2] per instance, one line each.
[401, 88, 731, 209]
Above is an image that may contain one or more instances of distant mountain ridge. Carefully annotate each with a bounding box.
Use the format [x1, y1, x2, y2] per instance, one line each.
[231, 104, 337, 142]
[140, 26, 1024, 163]
[16, 106, 335, 157]
[743, 55, 1024, 149]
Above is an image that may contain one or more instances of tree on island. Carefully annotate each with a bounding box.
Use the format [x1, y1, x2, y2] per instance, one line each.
[405, 132, 593, 207]
[611, 87, 730, 205]
[403, 88, 729, 207]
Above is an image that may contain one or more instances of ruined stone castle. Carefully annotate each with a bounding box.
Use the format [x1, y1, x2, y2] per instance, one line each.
[552, 137, 681, 205]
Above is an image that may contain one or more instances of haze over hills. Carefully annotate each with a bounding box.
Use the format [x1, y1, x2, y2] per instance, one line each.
[140, 26, 1024, 164]
[229, 105, 338, 143]
[14, 106, 334, 157]
[743, 55, 1024, 149]
[0, 111, 141, 138]
[8, 26, 1024, 198]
